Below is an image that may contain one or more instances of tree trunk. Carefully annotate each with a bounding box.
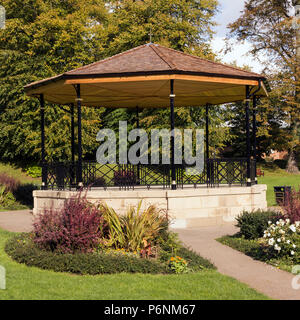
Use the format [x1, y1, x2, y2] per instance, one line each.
[287, 150, 299, 173]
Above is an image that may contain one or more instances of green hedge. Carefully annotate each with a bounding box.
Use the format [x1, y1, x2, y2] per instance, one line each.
[235, 209, 282, 240]
[5, 234, 167, 275]
[5, 233, 215, 275]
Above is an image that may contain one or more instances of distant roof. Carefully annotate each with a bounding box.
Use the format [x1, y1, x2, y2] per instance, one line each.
[24, 43, 269, 108]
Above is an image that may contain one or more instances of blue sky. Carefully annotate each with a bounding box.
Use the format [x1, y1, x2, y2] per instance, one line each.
[211, 0, 265, 72]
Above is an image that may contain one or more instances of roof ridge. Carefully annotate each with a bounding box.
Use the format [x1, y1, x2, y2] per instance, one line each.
[149, 44, 177, 70]
[65, 44, 149, 75]
[156, 44, 263, 78]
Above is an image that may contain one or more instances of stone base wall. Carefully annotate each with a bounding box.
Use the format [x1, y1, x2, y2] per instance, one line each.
[33, 185, 267, 228]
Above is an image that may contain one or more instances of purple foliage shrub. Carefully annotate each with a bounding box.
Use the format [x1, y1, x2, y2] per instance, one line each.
[282, 189, 300, 223]
[33, 193, 106, 253]
[0, 173, 20, 193]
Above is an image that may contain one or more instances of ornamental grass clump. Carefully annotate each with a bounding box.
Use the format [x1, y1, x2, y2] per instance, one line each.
[260, 219, 300, 261]
[0, 173, 20, 193]
[100, 201, 168, 257]
[33, 193, 106, 253]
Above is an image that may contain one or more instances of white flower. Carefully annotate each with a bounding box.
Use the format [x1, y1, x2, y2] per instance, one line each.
[291, 251, 295, 256]
[286, 219, 290, 224]
[286, 240, 291, 244]
[268, 233, 271, 237]
[289, 225, 297, 233]
[268, 221, 272, 225]
[268, 238, 275, 246]
[293, 244, 297, 248]
[279, 230, 285, 235]
[274, 244, 281, 251]
[277, 238, 281, 243]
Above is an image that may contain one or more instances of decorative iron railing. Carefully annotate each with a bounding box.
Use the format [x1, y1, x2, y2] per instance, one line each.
[41, 158, 256, 190]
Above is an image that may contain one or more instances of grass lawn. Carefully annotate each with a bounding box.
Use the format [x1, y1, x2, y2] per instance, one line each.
[0, 228, 269, 300]
[257, 164, 299, 207]
[0, 162, 40, 185]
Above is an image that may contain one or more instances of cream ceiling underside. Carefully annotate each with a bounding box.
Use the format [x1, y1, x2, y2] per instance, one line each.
[26, 75, 267, 108]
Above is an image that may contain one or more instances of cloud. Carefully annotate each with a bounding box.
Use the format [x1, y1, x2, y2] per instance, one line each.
[212, 0, 266, 73]
[214, 0, 246, 37]
[211, 37, 264, 73]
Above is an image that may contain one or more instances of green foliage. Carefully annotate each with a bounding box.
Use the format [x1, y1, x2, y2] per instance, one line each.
[158, 230, 215, 271]
[218, 235, 272, 262]
[0, 0, 218, 163]
[0, 186, 17, 208]
[101, 201, 168, 255]
[5, 233, 167, 275]
[25, 165, 42, 178]
[168, 256, 189, 274]
[236, 209, 282, 239]
[260, 219, 300, 261]
[14, 183, 39, 207]
[227, 0, 300, 170]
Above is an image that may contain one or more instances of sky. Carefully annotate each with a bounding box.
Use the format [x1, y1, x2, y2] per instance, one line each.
[211, 0, 265, 73]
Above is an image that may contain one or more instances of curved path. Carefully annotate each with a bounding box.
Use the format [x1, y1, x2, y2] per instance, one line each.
[176, 224, 300, 300]
[0, 210, 299, 299]
[0, 210, 33, 232]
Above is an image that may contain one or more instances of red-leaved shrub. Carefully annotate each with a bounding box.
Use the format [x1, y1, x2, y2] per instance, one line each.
[282, 189, 300, 223]
[33, 192, 106, 253]
[0, 173, 20, 193]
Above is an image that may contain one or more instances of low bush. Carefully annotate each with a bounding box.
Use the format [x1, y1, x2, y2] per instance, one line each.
[158, 229, 215, 271]
[218, 235, 272, 262]
[101, 201, 168, 257]
[14, 183, 39, 207]
[236, 209, 282, 239]
[282, 189, 300, 223]
[260, 219, 300, 261]
[0, 173, 20, 193]
[33, 192, 106, 253]
[0, 186, 18, 208]
[113, 170, 136, 186]
[5, 233, 167, 275]
[25, 165, 42, 178]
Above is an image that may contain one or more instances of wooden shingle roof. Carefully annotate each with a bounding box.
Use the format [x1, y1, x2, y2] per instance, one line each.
[24, 43, 268, 108]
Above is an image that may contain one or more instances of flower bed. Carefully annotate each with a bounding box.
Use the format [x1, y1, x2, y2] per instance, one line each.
[218, 194, 300, 273]
[6, 192, 214, 275]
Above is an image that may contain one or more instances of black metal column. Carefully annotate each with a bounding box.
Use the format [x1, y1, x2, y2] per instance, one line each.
[39, 94, 47, 189]
[206, 103, 210, 184]
[170, 80, 176, 190]
[245, 85, 251, 186]
[136, 106, 140, 185]
[75, 85, 83, 188]
[71, 103, 75, 164]
[253, 96, 258, 184]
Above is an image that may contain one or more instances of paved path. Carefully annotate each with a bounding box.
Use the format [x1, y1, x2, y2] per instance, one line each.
[0, 210, 33, 232]
[176, 224, 300, 300]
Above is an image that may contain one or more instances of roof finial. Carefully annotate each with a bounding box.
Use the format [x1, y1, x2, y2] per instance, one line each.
[149, 27, 153, 44]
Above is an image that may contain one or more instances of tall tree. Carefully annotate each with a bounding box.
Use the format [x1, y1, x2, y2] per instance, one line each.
[0, 0, 109, 162]
[0, 0, 219, 164]
[227, 0, 300, 172]
[101, 0, 220, 150]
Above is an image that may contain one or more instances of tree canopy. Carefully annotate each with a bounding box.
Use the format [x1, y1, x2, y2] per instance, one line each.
[0, 0, 220, 163]
[227, 0, 300, 172]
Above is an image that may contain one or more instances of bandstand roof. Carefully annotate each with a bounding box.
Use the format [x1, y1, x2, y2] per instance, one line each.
[24, 43, 269, 108]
